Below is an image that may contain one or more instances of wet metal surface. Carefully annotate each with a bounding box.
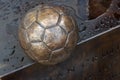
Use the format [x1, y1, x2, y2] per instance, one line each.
[0, 0, 120, 78]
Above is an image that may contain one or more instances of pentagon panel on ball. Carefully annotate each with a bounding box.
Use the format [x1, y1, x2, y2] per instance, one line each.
[18, 4, 79, 65]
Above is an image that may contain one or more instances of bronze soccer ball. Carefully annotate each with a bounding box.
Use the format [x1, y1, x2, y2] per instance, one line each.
[18, 5, 79, 65]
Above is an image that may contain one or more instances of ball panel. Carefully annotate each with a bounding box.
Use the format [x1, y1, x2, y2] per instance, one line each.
[59, 15, 74, 33]
[49, 48, 70, 64]
[52, 6, 65, 15]
[42, 5, 53, 9]
[19, 28, 30, 50]
[37, 60, 50, 65]
[27, 22, 44, 42]
[30, 42, 51, 60]
[65, 30, 78, 53]
[37, 8, 59, 28]
[23, 10, 37, 29]
[25, 49, 36, 61]
[44, 26, 67, 50]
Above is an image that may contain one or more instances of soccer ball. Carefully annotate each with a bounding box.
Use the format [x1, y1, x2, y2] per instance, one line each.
[18, 5, 79, 65]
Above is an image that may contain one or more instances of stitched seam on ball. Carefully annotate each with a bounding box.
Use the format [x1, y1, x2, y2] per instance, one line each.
[56, 14, 62, 27]
[42, 41, 52, 52]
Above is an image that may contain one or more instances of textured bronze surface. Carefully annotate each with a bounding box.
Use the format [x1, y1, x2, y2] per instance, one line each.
[19, 5, 79, 65]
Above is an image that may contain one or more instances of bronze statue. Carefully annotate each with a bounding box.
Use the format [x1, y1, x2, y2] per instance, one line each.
[18, 5, 79, 65]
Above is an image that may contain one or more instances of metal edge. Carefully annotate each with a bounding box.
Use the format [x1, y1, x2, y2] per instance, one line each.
[77, 25, 120, 45]
[0, 63, 35, 78]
